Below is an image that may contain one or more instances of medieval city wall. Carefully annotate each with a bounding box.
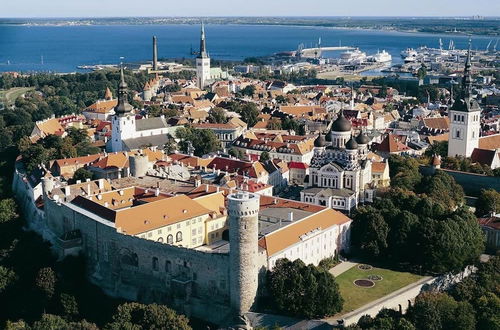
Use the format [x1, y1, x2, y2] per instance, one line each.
[420, 166, 500, 196]
[42, 197, 234, 324]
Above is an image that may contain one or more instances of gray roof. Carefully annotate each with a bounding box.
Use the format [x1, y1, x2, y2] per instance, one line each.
[303, 187, 355, 198]
[135, 117, 168, 131]
[122, 134, 170, 150]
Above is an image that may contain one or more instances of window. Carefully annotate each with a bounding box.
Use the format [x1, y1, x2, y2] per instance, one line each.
[176, 231, 183, 242]
[456, 130, 460, 138]
[157, 229, 162, 234]
[152, 257, 159, 271]
[157, 237, 164, 243]
[165, 260, 171, 272]
[167, 235, 173, 244]
[192, 229, 197, 236]
[148, 232, 152, 238]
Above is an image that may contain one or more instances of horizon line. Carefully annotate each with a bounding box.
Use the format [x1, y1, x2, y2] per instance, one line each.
[2, 15, 500, 19]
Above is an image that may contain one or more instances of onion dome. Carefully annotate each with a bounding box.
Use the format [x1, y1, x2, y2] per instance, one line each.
[331, 111, 352, 132]
[356, 132, 370, 145]
[314, 134, 326, 147]
[345, 136, 359, 150]
[325, 132, 332, 142]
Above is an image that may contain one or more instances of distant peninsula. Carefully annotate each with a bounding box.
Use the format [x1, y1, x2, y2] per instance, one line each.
[1, 16, 499, 36]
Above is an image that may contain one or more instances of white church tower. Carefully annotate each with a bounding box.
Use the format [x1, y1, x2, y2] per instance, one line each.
[448, 40, 481, 158]
[196, 23, 211, 89]
[111, 68, 135, 152]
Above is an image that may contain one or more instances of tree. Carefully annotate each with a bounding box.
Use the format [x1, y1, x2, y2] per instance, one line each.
[275, 95, 287, 104]
[351, 207, 389, 258]
[66, 127, 90, 145]
[60, 293, 79, 320]
[241, 85, 256, 97]
[31, 314, 98, 330]
[228, 147, 245, 160]
[425, 141, 448, 158]
[0, 198, 18, 223]
[266, 118, 282, 130]
[208, 107, 228, 124]
[259, 151, 270, 162]
[35, 267, 56, 299]
[475, 188, 500, 216]
[268, 259, 343, 318]
[408, 292, 475, 330]
[175, 126, 221, 157]
[72, 168, 93, 183]
[419, 170, 464, 210]
[105, 302, 191, 330]
[0, 266, 16, 293]
[237, 103, 260, 127]
[388, 155, 422, 191]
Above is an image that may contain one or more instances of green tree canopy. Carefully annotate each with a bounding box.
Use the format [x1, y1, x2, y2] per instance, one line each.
[105, 302, 191, 330]
[268, 259, 343, 318]
[175, 126, 221, 157]
[475, 188, 500, 217]
[208, 107, 228, 124]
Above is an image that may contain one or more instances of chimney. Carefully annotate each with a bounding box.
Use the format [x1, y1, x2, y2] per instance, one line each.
[64, 186, 70, 197]
[155, 188, 160, 197]
[153, 36, 158, 71]
[98, 179, 104, 190]
[205, 185, 209, 192]
[288, 211, 294, 222]
[87, 183, 91, 196]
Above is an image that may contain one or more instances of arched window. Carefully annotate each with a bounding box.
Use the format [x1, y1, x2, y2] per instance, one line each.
[167, 235, 173, 244]
[152, 257, 159, 271]
[157, 237, 164, 243]
[165, 260, 171, 272]
[176, 231, 183, 242]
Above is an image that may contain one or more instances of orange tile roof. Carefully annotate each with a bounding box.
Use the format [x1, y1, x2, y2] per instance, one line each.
[259, 208, 351, 256]
[116, 195, 211, 235]
[85, 99, 118, 114]
[371, 162, 387, 173]
[479, 134, 500, 150]
[36, 118, 65, 136]
[193, 191, 226, 215]
[422, 117, 450, 130]
[427, 134, 449, 144]
[92, 152, 129, 169]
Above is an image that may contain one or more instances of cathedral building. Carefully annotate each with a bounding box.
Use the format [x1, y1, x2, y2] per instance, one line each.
[301, 111, 374, 212]
[109, 68, 180, 152]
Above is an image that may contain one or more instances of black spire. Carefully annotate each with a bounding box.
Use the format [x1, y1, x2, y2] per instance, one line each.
[450, 38, 480, 113]
[198, 23, 208, 59]
[462, 38, 473, 98]
[115, 67, 133, 116]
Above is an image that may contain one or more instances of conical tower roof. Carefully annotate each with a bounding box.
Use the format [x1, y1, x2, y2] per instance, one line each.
[115, 67, 133, 116]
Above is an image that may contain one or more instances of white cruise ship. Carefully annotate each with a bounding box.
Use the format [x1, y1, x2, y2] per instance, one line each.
[372, 50, 392, 63]
[340, 49, 367, 64]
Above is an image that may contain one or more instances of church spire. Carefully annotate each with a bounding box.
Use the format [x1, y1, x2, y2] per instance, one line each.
[462, 37, 473, 98]
[115, 67, 133, 116]
[199, 22, 208, 58]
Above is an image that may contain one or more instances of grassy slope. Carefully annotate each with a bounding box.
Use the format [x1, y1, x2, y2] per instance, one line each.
[0, 87, 34, 106]
[335, 265, 424, 314]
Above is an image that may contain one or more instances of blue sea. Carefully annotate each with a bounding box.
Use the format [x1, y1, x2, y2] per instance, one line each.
[0, 24, 494, 73]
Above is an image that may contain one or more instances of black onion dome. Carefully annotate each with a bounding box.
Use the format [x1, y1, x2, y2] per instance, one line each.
[314, 134, 326, 147]
[345, 136, 359, 150]
[356, 133, 370, 144]
[331, 112, 352, 132]
[325, 132, 332, 142]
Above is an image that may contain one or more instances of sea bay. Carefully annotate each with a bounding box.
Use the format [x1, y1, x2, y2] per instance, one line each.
[0, 23, 494, 73]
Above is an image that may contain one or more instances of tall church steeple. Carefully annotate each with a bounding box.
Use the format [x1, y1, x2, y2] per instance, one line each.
[115, 67, 133, 116]
[447, 38, 481, 158]
[196, 23, 211, 89]
[199, 23, 208, 59]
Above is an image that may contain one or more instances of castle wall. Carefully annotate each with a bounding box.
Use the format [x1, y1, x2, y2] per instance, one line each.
[44, 197, 233, 324]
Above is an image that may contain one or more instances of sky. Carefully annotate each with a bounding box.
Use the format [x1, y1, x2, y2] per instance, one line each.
[2, 0, 500, 18]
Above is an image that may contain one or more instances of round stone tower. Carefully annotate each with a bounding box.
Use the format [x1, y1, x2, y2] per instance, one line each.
[228, 191, 260, 315]
[129, 154, 149, 177]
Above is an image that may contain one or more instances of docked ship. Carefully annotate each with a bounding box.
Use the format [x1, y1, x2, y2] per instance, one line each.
[371, 50, 392, 63]
[340, 48, 367, 64]
[401, 48, 418, 63]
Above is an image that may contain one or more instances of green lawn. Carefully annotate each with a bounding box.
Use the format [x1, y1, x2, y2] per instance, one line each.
[0, 87, 34, 106]
[335, 265, 424, 314]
